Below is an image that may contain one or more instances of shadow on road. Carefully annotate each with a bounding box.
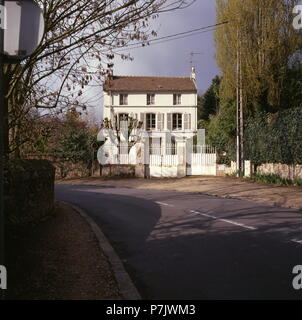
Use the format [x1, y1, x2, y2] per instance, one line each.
[55, 185, 302, 300]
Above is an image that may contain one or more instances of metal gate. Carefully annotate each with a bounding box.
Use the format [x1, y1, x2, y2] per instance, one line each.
[186, 145, 217, 176]
[148, 143, 179, 177]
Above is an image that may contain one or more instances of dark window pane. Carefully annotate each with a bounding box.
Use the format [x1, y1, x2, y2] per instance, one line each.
[172, 113, 182, 130]
[146, 113, 156, 130]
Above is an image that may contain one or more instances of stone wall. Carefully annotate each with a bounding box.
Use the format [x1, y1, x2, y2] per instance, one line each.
[25, 154, 100, 180]
[100, 164, 136, 178]
[217, 161, 302, 180]
[25, 154, 138, 179]
[220, 161, 237, 176]
[257, 163, 302, 180]
[55, 159, 100, 180]
[4, 159, 56, 225]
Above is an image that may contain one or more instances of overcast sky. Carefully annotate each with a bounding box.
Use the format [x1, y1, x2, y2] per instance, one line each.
[87, 0, 220, 123]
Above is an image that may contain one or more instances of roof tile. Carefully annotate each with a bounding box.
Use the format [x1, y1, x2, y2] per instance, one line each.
[103, 76, 197, 92]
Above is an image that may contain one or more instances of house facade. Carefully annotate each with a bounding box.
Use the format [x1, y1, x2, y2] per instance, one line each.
[103, 69, 198, 145]
[101, 70, 217, 177]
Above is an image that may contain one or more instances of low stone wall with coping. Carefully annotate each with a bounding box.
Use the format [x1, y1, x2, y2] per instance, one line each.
[256, 163, 302, 180]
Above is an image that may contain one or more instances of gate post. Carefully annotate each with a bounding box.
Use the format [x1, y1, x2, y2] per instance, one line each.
[135, 142, 147, 178]
[176, 138, 186, 178]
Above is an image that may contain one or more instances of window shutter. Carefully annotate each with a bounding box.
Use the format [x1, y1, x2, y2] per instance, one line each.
[156, 114, 160, 131]
[140, 113, 146, 130]
[184, 114, 191, 130]
[167, 113, 172, 131]
[157, 113, 164, 131]
[161, 113, 165, 130]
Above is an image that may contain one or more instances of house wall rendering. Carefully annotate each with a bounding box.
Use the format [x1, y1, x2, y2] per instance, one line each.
[102, 74, 198, 135]
[103, 92, 197, 132]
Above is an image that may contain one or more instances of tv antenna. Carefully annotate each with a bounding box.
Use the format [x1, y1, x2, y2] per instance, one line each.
[190, 51, 203, 68]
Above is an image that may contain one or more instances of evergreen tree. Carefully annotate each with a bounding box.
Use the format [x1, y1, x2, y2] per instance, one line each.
[198, 76, 221, 120]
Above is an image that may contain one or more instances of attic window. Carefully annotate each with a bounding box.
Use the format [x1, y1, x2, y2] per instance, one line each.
[173, 94, 181, 105]
[119, 94, 128, 105]
[147, 94, 155, 105]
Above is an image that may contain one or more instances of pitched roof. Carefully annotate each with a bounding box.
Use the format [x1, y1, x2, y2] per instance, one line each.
[103, 76, 197, 93]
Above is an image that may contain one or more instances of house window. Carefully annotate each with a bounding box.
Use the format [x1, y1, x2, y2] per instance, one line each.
[119, 94, 128, 105]
[146, 113, 156, 130]
[119, 113, 128, 122]
[147, 94, 155, 105]
[173, 113, 182, 130]
[173, 94, 181, 105]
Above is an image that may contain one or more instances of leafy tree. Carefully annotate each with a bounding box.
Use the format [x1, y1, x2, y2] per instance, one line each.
[101, 114, 144, 152]
[52, 109, 97, 163]
[4, 0, 195, 155]
[215, 0, 301, 113]
[206, 100, 237, 164]
[281, 59, 302, 109]
[197, 76, 221, 120]
[197, 119, 209, 130]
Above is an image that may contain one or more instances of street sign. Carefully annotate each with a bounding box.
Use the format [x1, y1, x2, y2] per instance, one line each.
[2, 0, 44, 62]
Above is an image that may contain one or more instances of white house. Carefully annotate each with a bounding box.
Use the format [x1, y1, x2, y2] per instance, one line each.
[101, 69, 217, 177]
[103, 69, 198, 148]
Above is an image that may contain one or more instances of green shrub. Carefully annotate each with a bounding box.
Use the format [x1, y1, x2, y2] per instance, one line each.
[250, 173, 302, 186]
[245, 108, 302, 165]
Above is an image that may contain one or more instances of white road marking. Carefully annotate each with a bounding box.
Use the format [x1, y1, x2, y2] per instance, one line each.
[190, 210, 257, 231]
[219, 219, 257, 230]
[155, 201, 174, 207]
[191, 210, 217, 219]
[291, 239, 302, 245]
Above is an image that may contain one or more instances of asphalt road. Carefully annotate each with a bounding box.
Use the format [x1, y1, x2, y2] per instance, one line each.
[55, 184, 302, 300]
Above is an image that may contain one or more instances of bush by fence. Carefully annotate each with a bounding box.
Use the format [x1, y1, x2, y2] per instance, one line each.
[245, 107, 302, 165]
[4, 159, 56, 225]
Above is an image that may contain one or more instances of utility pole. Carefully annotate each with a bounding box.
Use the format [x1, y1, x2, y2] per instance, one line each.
[239, 46, 244, 175]
[236, 29, 244, 177]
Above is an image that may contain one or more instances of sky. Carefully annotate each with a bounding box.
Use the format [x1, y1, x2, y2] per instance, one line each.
[87, 0, 220, 123]
[114, 0, 220, 93]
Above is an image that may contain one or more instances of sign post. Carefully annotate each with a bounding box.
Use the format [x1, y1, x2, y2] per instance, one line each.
[0, 0, 5, 300]
[0, 0, 44, 299]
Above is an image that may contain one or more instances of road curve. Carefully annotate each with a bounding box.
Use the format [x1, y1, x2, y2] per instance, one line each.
[55, 184, 302, 300]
